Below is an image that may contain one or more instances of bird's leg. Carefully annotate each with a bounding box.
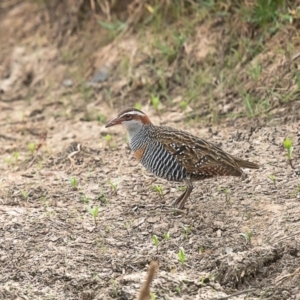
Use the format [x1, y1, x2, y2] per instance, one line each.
[172, 189, 186, 207]
[172, 180, 193, 209]
[177, 180, 193, 209]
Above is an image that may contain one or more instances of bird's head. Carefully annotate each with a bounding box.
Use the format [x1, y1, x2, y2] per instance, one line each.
[105, 108, 152, 133]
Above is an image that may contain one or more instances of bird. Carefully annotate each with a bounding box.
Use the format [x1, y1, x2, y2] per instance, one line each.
[105, 108, 259, 209]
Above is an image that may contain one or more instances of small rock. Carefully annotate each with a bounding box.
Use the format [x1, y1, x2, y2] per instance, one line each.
[62, 79, 73, 87]
[89, 67, 109, 83]
[148, 216, 160, 223]
[255, 184, 262, 191]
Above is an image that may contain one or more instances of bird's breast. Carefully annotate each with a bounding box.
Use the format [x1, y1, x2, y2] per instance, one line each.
[133, 146, 146, 161]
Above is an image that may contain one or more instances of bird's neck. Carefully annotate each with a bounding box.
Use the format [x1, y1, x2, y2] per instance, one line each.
[128, 124, 152, 151]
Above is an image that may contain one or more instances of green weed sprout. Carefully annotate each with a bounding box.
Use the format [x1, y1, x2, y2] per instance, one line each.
[218, 186, 231, 203]
[21, 190, 29, 200]
[70, 177, 78, 188]
[13, 152, 19, 163]
[151, 94, 160, 111]
[134, 103, 142, 110]
[283, 137, 294, 168]
[269, 174, 276, 186]
[150, 293, 156, 300]
[239, 229, 253, 244]
[164, 232, 170, 240]
[81, 195, 89, 203]
[152, 185, 163, 197]
[180, 101, 188, 111]
[248, 63, 261, 80]
[104, 134, 114, 148]
[178, 247, 187, 265]
[5, 157, 12, 166]
[223, 188, 231, 203]
[181, 225, 191, 239]
[152, 235, 159, 254]
[97, 114, 106, 124]
[87, 206, 99, 226]
[27, 142, 36, 155]
[97, 190, 108, 204]
[176, 186, 186, 192]
[108, 179, 118, 194]
[152, 235, 159, 247]
[104, 134, 112, 142]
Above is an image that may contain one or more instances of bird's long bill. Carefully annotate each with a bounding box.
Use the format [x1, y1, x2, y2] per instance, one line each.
[105, 117, 121, 128]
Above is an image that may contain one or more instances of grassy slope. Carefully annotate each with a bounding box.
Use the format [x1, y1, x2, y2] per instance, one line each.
[89, 0, 300, 124]
[2, 0, 299, 125]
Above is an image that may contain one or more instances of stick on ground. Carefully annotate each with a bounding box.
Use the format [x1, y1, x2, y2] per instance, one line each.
[137, 261, 158, 300]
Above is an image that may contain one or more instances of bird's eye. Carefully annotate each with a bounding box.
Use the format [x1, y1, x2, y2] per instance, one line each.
[125, 115, 131, 120]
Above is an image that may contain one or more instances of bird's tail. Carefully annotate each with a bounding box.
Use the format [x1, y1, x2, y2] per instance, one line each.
[234, 157, 259, 169]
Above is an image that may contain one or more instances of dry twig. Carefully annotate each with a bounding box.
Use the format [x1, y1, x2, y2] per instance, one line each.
[137, 261, 158, 300]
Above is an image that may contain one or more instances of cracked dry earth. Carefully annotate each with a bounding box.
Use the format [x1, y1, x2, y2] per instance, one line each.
[0, 105, 300, 300]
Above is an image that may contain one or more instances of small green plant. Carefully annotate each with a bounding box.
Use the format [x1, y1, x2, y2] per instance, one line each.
[81, 195, 89, 203]
[13, 152, 19, 163]
[103, 134, 114, 148]
[152, 185, 163, 197]
[97, 191, 108, 204]
[175, 286, 181, 294]
[178, 247, 187, 265]
[180, 101, 188, 111]
[98, 20, 126, 32]
[239, 229, 253, 244]
[164, 232, 170, 240]
[176, 186, 186, 192]
[248, 63, 261, 80]
[124, 220, 132, 230]
[110, 279, 119, 297]
[150, 293, 156, 300]
[219, 187, 231, 203]
[283, 137, 293, 167]
[27, 142, 36, 155]
[152, 235, 160, 254]
[87, 205, 99, 226]
[181, 224, 191, 239]
[104, 134, 112, 142]
[108, 179, 118, 194]
[151, 94, 160, 111]
[97, 114, 106, 124]
[269, 174, 276, 186]
[247, 0, 282, 28]
[152, 235, 159, 247]
[41, 196, 49, 209]
[224, 188, 231, 202]
[243, 93, 256, 117]
[70, 177, 78, 188]
[152, 235, 160, 253]
[5, 157, 12, 166]
[199, 247, 205, 254]
[21, 190, 29, 200]
[134, 103, 142, 110]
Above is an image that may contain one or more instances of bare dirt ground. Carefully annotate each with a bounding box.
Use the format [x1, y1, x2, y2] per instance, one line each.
[0, 1, 300, 300]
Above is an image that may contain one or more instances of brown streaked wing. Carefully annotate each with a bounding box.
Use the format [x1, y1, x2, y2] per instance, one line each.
[153, 126, 243, 178]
